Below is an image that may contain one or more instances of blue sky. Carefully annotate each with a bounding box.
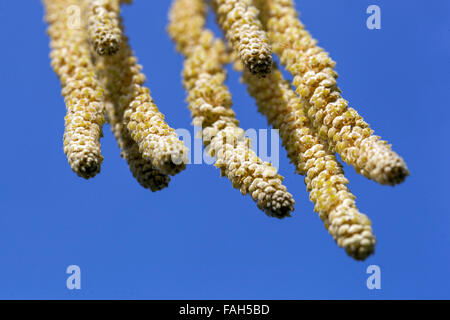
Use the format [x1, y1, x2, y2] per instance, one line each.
[0, 0, 448, 299]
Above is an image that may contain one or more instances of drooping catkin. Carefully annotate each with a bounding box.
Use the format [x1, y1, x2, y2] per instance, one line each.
[238, 59, 375, 260]
[44, 0, 105, 179]
[94, 53, 170, 192]
[105, 100, 170, 191]
[212, 0, 273, 76]
[87, 0, 122, 55]
[98, 19, 188, 176]
[255, 0, 409, 186]
[169, 0, 295, 218]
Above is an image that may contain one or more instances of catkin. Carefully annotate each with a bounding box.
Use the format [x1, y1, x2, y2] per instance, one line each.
[169, 0, 295, 218]
[212, 0, 273, 76]
[98, 19, 188, 176]
[168, 0, 206, 57]
[44, 0, 105, 179]
[87, 0, 122, 55]
[105, 100, 170, 191]
[94, 52, 170, 192]
[238, 59, 375, 259]
[255, 0, 409, 185]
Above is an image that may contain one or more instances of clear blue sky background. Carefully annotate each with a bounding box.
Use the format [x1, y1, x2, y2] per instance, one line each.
[0, 0, 448, 299]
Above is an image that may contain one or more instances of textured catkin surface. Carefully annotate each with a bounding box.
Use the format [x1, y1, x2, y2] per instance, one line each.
[212, 0, 273, 76]
[95, 47, 170, 192]
[169, 0, 295, 218]
[44, 0, 105, 179]
[239, 60, 375, 259]
[97, 19, 188, 176]
[107, 100, 171, 191]
[87, 0, 122, 55]
[255, 0, 409, 186]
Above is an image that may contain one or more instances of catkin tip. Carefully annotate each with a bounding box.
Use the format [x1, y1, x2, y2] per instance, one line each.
[138, 171, 171, 192]
[247, 56, 273, 76]
[140, 138, 189, 176]
[88, 0, 123, 56]
[346, 245, 375, 261]
[360, 140, 410, 186]
[262, 191, 295, 219]
[73, 155, 102, 179]
[148, 178, 170, 192]
[213, 0, 273, 77]
[382, 160, 409, 186]
[265, 205, 293, 219]
[157, 159, 187, 177]
[331, 208, 376, 261]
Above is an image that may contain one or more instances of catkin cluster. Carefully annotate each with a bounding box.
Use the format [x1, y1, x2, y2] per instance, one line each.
[45, 0, 105, 179]
[212, 0, 273, 76]
[169, 0, 295, 218]
[255, 0, 409, 185]
[97, 20, 188, 176]
[43, 0, 409, 260]
[95, 34, 171, 191]
[238, 60, 375, 259]
[104, 97, 171, 191]
[44, 0, 186, 183]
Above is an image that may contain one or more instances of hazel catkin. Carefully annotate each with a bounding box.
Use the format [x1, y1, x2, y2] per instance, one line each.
[44, 0, 105, 179]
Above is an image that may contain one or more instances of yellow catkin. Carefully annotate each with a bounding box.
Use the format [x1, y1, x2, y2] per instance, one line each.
[169, 0, 295, 218]
[255, 0, 409, 186]
[212, 0, 273, 76]
[87, 0, 122, 55]
[238, 59, 375, 259]
[94, 52, 170, 192]
[97, 18, 188, 176]
[44, 0, 105, 179]
[105, 99, 170, 191]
